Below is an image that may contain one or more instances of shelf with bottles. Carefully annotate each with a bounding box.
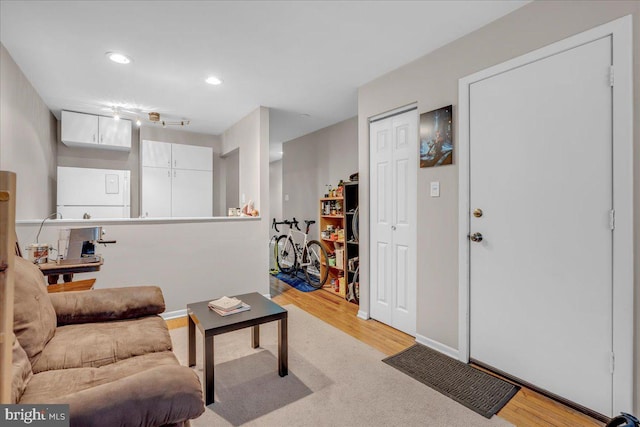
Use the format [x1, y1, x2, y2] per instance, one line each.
[319, 179, 354, 299]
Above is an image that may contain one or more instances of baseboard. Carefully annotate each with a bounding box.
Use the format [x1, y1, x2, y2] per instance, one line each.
[415, 333, 459, 360]
[161, 309, 187, 320]
[357, 310, 369, 320]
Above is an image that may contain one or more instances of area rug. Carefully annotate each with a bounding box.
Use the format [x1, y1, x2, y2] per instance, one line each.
[273, 271, 318, 292]
[170, 305, 512, 426]
[383, 344, 519, 418]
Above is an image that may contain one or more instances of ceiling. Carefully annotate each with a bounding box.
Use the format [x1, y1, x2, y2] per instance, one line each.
[0, 1, 529, 161]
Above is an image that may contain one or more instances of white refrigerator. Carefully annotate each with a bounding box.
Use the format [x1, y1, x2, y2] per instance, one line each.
[57, 166, 131, 219]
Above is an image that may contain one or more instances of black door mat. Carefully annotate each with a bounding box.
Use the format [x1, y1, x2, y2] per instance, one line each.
[383, 344, 519, 418]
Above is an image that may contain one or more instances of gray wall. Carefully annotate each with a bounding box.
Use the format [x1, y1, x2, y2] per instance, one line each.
[224, 149, 240, 213]
[282, 117, 358, 239]
[58, 125, 222, 218]
[357, 0, 640, 411]
[0, 43, 57, 220]
[269, 159, 283, 221]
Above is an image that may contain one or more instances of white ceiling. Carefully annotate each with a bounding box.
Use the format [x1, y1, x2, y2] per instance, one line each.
[0, 1, 528, 161]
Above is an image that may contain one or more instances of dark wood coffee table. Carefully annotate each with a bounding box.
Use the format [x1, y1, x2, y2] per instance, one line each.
[187, 292, 288, 405]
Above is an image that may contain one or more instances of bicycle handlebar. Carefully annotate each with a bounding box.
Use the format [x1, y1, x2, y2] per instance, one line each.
[272, 218, 302, 232]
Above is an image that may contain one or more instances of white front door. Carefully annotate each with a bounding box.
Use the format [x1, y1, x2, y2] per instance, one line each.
[370, 108, 417, 336]
[469, 36, 613, 415]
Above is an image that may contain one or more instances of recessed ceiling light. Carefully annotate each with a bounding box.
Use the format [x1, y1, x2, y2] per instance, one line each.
[106, 52, 131, 64]
[205, 76, 222, 85]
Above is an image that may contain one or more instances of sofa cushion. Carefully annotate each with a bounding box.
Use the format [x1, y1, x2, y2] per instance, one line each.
[11, 333, 33, 404]
[21, 353, 204, 427]
[31, 315, 172, 373]
[13, 257, 57, 365]
[20, 351, 180, 403]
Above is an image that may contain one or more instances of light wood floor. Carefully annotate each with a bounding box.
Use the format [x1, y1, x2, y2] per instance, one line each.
[167, 277, 603, 427]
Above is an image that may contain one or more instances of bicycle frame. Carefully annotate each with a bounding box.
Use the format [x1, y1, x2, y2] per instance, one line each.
[282, 227, 313, 268]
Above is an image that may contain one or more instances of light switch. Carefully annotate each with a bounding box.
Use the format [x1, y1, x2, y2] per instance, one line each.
[105, 174, 119, 194]
[284, 194, 289, 202]
[430, 181, 440, 197]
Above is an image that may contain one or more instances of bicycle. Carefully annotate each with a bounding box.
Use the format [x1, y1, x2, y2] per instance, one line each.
[273, 218, 329, 289]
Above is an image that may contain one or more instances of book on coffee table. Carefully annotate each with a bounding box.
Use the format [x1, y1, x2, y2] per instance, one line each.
[210, 303, 251, 316]
[208, 296, 242, 311]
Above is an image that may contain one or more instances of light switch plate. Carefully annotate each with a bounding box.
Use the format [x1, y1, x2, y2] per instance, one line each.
[430, 181, 440, 197]
[284, 194, 289, 201]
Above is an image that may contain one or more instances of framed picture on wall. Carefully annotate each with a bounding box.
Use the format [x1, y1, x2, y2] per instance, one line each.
[419, 105, 453, 168]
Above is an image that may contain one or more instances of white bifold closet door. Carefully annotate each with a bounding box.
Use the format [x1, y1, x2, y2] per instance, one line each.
[370, 108, 417, 336]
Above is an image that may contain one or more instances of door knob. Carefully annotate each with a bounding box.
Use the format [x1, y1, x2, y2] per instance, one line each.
[391, 225, 396, 231]
[469, 232, 483, 242]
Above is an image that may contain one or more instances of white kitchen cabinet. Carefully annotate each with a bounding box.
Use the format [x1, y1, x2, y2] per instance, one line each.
[171, 144, 213, 171]
[61, 110, 98, 145]
[171, 169, 213, 217]
[141, 140, 172, 168]
[141, 166, 172, 218]
[140, 140, 214, 218]
[98, 116, 132, 150]
[61, 110, 131, 151]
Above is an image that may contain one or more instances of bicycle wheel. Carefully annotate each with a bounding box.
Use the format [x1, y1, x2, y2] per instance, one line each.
[276, 235, 296, 273]
[303, 240, 328, 289]
[349, 266, 360, 304]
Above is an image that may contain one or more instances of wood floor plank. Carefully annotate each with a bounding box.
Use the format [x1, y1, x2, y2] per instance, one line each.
[166, 276, 603, 427]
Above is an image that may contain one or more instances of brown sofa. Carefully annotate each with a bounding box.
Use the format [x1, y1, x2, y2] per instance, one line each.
[11, 256, 205, 427]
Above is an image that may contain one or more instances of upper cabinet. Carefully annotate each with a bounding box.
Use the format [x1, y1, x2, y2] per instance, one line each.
[98, 116, 131, 150]
[171, 143, 213, 171]
[61, 110, 131, 151]
[141, 140, 172, 168]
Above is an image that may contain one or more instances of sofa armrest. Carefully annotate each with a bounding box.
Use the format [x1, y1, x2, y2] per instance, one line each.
[49, 286, 166, 325]
[44, 365, 204, 427]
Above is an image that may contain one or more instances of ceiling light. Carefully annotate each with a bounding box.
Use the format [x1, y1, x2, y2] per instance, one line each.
[205, 76, 222, 85]
[136, 118, 142, 127]
[106, 52, 131, 64]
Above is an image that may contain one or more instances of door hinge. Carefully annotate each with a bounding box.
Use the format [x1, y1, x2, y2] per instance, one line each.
[609, 66, 614, 87]
[610, 352, 615, 374]
[609, 209, 615, 230]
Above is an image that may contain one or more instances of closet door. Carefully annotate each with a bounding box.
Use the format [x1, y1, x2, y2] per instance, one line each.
[171, 169, 213, 217]
[370, 108, 417, 336]
[141, 166, 171, 218]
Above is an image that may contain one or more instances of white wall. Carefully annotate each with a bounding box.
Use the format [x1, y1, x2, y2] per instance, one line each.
[282, 117, 358, 238]
[357, 0, 639, 411]
[0, 43, 57, 219]
[16, 218, 265, 312]
[269, 159, 283, 221]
